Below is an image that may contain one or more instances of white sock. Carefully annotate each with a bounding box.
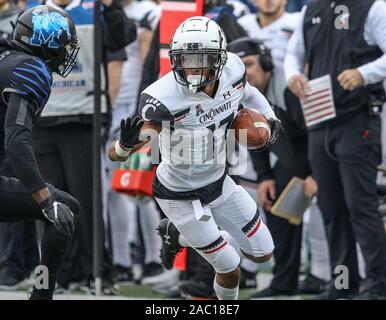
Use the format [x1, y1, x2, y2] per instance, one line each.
[241, 259, 259, 273]
[213, 275, 239, 300]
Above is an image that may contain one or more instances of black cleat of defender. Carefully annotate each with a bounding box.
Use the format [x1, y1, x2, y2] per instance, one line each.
[157, 218, 182, 270]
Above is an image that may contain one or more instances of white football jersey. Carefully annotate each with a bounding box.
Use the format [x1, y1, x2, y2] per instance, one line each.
[238, 12, 300, 110]
[237, 12, 300, 63]
[115, 0, 160, 109]
[139, 53, 274, 191]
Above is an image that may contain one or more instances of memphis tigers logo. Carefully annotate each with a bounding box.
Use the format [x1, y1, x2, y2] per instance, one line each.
[30, 9, 70, 49]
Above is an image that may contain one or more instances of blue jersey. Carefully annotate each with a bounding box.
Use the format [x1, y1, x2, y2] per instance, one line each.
[0, 40, 52, 160]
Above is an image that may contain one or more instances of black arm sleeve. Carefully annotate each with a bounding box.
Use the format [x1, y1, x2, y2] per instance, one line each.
[102, 0, 137, 51]
[4, 93, 46, 193]
[106, 48, 127, 63]
[249, 149, 274, 183]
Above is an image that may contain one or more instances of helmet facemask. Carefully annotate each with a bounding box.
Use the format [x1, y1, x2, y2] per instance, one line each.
[170, 49, 227, 92]
[46, 34, 80, 78]
[58, 40, 80, 77]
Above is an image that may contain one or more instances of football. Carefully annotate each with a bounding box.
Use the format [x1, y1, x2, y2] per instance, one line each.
[231, 108, 271, 149]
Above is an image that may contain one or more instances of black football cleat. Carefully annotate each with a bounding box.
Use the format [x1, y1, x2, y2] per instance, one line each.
[157, 218, 182, 270]
[179, 280, 217, 300]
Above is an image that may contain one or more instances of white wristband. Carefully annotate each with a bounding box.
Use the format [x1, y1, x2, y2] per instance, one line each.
[114, 140, 130, 158]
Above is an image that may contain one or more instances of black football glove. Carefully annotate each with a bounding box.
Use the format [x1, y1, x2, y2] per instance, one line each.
[39, 191, 75, 237]
[119, 116, 144, 150]
[251, 118, 283, 152]
[266, 118, 283, 147]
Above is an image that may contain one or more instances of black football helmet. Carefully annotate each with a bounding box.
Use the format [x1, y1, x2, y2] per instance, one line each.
[12, 5, 79, 77]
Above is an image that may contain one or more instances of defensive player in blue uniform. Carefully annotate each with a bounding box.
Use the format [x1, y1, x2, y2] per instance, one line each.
[0, 5, 80, 299]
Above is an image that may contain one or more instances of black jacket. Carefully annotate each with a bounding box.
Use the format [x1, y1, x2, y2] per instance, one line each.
[252, 89, 312, 183]
[102, 0, 137, 52]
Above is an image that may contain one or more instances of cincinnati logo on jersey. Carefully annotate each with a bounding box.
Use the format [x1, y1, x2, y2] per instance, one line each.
[142, 97, 162, 121]
[199, 101, 232, 123]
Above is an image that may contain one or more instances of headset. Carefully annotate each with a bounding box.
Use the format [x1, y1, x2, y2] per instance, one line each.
[227, 37, 274, 72]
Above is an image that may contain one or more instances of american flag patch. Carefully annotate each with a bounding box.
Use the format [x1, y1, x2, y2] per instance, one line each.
[301, 75, 336, 127]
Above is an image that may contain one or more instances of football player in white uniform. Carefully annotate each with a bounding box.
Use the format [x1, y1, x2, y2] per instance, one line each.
[238, 0, 300, 110]
[108, 16, 282, 300]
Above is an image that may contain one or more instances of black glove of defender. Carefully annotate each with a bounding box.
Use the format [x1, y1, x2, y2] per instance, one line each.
[40, 191, 75, 237]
